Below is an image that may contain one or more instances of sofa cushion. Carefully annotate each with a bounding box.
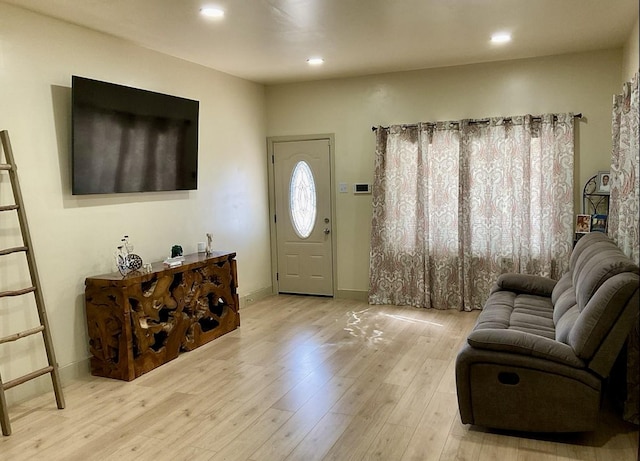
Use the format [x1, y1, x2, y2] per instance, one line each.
[569, 273, 639, 360]
[569, 232, 608, 271]
[472, 291, 555, 339]
[551, 272, 572, 306]
[553, 289, 577, 328]
[551, 272, 576, 331]
[572, 240, 639, 311]
[555, 305, 580, 343]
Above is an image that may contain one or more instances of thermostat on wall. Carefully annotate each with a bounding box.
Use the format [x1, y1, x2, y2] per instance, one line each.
[353, 183, 371, 194]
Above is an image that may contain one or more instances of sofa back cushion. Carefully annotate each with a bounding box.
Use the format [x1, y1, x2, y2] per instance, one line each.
[571, 235, 638, 311]
[568, 272, 639, 360]
[554, 233, 639, 361]
[552, 272, 575, 325]
[569, 232, 608, 271]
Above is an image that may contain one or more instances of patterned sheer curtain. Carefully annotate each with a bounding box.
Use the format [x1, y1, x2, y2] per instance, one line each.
[369, 114, 575, 311]
[368, 123, 462, 309]
[608, 73, 639, 264]
[608, 72, 639, 425]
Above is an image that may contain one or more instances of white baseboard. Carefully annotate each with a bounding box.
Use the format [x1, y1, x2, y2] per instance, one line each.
[336, 289, 368, 302]
[239, 286, 274, 309]
[58, 358, 91, 383]
[241, 288, 368, 303]
[4, 359, 90, 407]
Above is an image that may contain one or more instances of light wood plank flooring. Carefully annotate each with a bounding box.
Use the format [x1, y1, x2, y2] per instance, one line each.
[1, 295, 638, 460]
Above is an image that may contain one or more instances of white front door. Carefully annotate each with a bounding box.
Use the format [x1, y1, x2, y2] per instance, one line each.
[273, 139, 334, 296]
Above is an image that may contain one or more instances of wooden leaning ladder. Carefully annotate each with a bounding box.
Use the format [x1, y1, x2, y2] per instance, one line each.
[0, 130, 65, 436]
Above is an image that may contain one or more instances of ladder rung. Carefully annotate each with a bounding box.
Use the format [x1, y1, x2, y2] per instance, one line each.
[0, 164, 11, 170]
[3, 366, 54, 391]
[0, 287, 36, 298]
[0, 326, 45, 345]
[0, 246, 28, 257]
[0, 205, 19, 212]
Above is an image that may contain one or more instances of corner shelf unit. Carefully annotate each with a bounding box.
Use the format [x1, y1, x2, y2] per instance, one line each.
[582, 174, 609, 216]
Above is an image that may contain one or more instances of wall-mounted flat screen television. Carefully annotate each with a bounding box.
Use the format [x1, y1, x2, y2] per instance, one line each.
[72, 76, 199, 194]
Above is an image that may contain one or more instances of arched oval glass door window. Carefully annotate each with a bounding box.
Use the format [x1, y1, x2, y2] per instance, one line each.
[289, 161, 317, 238]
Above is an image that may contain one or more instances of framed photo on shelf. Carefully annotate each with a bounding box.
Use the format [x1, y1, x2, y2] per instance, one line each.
[591, 214, 608, 233]
[576, 214, 591, 233]
[596, 171, 611, 194]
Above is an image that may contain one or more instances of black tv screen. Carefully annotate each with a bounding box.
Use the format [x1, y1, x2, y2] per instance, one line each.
[72, 76, 199, 194]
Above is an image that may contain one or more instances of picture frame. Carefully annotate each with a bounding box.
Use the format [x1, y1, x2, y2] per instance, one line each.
[591, 214, 608, 233]
[576, 214, 591, 233]
[596, 171, 611, 194]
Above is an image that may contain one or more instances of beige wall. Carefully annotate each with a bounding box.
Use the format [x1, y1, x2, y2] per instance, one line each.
[622, 18, 639, 82]
[266, 49, 623, 295]
[0, 3, 271, 403]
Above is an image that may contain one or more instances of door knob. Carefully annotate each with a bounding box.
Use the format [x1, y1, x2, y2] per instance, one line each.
[324, 228, 331, 235]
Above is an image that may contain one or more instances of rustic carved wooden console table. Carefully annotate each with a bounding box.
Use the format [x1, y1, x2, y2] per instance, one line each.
[85, 251, 240, 381]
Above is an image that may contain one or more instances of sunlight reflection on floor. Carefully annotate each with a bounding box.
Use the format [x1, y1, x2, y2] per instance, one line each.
[383, 313, 444, 327]
[343, 308, 445, 346]
[343, 308, 386, 346]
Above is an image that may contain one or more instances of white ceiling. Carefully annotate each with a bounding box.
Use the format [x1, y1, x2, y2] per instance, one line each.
[4, 0, 638, 84]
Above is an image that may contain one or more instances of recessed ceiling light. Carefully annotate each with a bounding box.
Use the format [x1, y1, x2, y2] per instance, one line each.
[491, 33, 511, 44]
[307, 57, 324, 65]
[200, 7, 225, 18]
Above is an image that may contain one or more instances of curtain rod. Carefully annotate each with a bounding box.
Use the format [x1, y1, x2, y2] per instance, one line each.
[371, 113, 583, 132]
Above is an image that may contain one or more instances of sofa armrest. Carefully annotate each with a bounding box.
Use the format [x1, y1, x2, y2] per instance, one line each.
[467, 328, 584, 368]
[490, 273, 557, 297]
